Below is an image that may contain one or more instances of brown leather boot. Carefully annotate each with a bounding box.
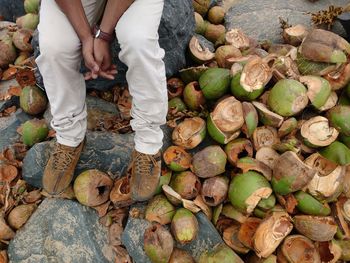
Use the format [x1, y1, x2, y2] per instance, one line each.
[42, 140, 85, 195]
[130, 150, 161, 201]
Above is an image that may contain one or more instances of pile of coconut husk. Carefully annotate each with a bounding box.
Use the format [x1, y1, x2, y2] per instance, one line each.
[2, 0, 350, 262]
[135, 1, 350, 263]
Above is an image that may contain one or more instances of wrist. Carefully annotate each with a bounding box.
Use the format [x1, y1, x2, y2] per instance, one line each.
[93, 24, 114, 43]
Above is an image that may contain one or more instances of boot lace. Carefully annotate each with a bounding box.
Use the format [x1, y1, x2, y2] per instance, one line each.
[51, 144, 75, 171]
[134, 152, 159, 176]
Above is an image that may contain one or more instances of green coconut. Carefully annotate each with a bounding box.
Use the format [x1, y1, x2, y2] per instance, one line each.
[242, 102, 258, 138]
[189, 34, 215, 64]
[199, 68, 231, 100]
[225, 138, 254, 166]
[24, 0, 40, 14]
[0, 34, 17, 68]
[144, 223, 174, 263]
[278, 118, 298, 138]
[73, 169, 113, 207]
[230, 72, 264, 101]
[339, 133, 350, 148]
[168, 97, 187, 112]
[296, 53, 335, 76]
[145, 195, 176, 225]
[179, 65, 208, 84]
[16, 13, 39, 30]
[172, 117, 206, 150]
[228, 171, 272, 214]
[207, 6, 225, 25]
[294, 191, 331, 216]
[271, 151, 316, 195]
[168, 248, 195, 263]
[192, 0, 211, 16]
[183, 81, 206, 111]
[191, 145, 227, 178]
[327, 105, 350, 136]
[169, 171, 201, 200]
[198, 244, 244, 263]
[163, 146, 191, 172]
[194, 12, 208, 35]
[256, 194, 276, 211]
[299, 29, 350, 63]
[319, 141, 350, 165]
[204, 24, 226, 44]
[154, 170, 172, 195]
[22, 119, 49, 147]
[171, 208, 198, 244]
[20, 85, 48, 115]
[300, 75, 331, 109]
[267, 79, 309, 117]
[207, 96, 243, 144]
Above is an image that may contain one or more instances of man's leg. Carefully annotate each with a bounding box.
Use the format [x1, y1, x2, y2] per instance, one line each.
[36, 0, 105, 194]
[115, 0, 167, 201]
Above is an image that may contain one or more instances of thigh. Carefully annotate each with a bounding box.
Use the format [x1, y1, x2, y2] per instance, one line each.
[115, 0, 164, 41]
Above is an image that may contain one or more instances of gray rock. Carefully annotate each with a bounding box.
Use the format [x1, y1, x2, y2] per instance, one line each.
[121, 204, 223, 263]
[8, 198, 115, 263]
[225, 0, 349, 43]
[33, 0, 195, 91]
[0, 79, 20, 113]
[0, 109, 32, 152]
[22, 130, 134, 188]
[0, 0, 25, 22]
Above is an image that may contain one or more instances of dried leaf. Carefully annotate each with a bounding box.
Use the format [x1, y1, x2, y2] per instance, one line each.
[23, 190, 42, 203]
[1, 67, 17, 81]
[92, 201, 111, 218]
[109, 223, 123, 246]
[7, 86, 22, 97]
[47, 129, 56, 138]
[99, 214, 113, 227]
[0, 250, 8, 263]
[0, 164, 18, 183]
[113, 246, 132, 263]
[3, 106, 16, 115]
[285, 194, 298, 214]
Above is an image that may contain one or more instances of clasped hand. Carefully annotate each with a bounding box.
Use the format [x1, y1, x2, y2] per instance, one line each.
[82, 36, 117, 80]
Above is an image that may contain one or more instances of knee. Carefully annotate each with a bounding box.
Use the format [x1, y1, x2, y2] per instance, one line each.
[117, 28, 158, 54]
[38, 33, 80, 60]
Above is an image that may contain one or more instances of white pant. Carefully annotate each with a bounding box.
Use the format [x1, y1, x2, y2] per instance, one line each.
[36, 0, 167, 154]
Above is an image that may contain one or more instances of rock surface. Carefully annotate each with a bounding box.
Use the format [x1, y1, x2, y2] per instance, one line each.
[0, 0, 25, 22]
[0, 109, 32, 151]
[33, 0, 195, 90]
[121, 204, 223, 263]
[22, 131, 134, 188]
[8, 198, 115, 263]
[225, 0, 349, 43]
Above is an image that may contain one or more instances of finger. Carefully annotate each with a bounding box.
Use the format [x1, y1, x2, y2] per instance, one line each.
[106, 69, 118, 75]
[84, 72, 92, 80]
[85, 53, 100, 73]
[98, 71, 115, 80]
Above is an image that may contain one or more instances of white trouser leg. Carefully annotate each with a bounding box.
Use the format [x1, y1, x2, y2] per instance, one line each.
[36, 0, 105, 147]
[116, 0, 167, 155]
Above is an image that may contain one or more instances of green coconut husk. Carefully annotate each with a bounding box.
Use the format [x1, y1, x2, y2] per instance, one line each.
[198, 244, 244, 263]
[21, 119, 49, 147]
[154, 170, 172, 195]
[300, 75, 331, 109]
[228, 171, 272, 214]
[278, 118, 298, 138]
[267, 79, 308, 117]
[179, 65, 208, 84]
[294, 191, 331, 216]
[199, 68, 231, 100]
[327, 105, 350, 136]
[319, 141, 350, 165]
[230, 72, 264, 101]
[168, 97, 187, 112]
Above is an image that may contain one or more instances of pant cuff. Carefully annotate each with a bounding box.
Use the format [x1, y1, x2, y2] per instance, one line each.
[56, 134, 84, 148]
[135, 141, 162, 155]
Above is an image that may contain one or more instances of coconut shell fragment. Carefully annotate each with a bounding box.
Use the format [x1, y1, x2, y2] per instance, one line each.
[189, 35, 215, 64]
[237, 217, 261, 249]
[283, 24, 308, 46]
[253, 211, 293, 258]
[144, 223, 174, 263]
[253, 126, 279, 151]
[163, 146, 191, 172]
[12, 29, 33, 52]
[271, 151, 316, 195]
[223, 225, 250, 254]
[252, 101, 284, 128]
[172, 117, 206, 149]
[280, 235, 321, 263]
[0, 216, 15, 240]
[224, 138, 253, 166]
[293, 215, 337, 242]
